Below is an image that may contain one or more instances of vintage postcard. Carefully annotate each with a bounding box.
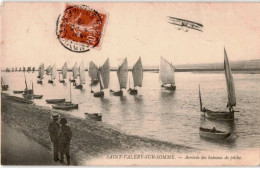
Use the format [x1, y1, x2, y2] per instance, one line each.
[1, 2, 260, 166]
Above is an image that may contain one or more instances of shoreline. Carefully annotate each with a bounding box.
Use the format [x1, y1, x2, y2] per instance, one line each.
[1, 95, 195, 165]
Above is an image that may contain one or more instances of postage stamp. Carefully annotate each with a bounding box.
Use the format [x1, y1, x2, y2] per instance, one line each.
[56, 4, 107, 53]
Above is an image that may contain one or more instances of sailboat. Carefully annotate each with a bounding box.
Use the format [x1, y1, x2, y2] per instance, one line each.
[93, 58, 110, 98]
[27, 67, 31, 72]
[32, 67, 35, 73]
[59, 62, 67, 83]
[70, 62, 78, 84]
[199, 48, 236, 120]
[23, 81, 43, 99]
[46, 65, 52, 75]
[128, 57, 143, 95]
[88, 61, 99, 84]
[111, 58, 128, 96]
[19, 67, 21, 72]
[159, 57, 176, 90]
[52, 79, 78, 110]
[48, 64, 56, 83]
[23, 67, 26, 72]
[37, 63, 44, 84]
[75, 61, 85, 89]
[15, 67, 18, 72]
[1, 77, 9, 91]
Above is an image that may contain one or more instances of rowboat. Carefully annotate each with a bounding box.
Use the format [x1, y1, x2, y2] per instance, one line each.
[13, 90, 24, 94]
[52, 102, 78, 110]
[46, 98, 66, 104]
[84, 113, 102, 121]
[199, 127, 231, 139]
[159, 57, 176, 90]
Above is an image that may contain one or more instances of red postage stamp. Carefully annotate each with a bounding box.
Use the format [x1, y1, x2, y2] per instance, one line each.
[56, 4, 107, 52]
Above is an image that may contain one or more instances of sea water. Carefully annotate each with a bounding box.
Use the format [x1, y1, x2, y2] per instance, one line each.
[2, 71, 260, 151]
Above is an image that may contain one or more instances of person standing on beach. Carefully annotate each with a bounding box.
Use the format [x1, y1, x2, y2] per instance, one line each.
[48, 114, 60, 162]
[59, 117, 72, 165]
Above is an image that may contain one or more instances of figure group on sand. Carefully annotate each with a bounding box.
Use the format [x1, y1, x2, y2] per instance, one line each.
[48, 114, 72, 165]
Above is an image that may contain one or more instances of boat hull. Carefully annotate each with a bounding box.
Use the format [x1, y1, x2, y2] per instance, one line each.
[199, 127, 231, 139]
[13, 90, 24, 94]
[128, 88, 138, 95]
[113, 90, 123, 96]
[75, 84, 83, 89]
[23, 94, 43, 99]
[203, 109, 234, 120]
[37, 80, 43, 84]
[52, 102, 78, 110]
[162, 85, 176, 91]
[84, 113, 102, 121]
[46, 99, 65, 104]
[94, 91, 104, 98]
[48, 80, 53, 83]
[59, 80, 65, 83]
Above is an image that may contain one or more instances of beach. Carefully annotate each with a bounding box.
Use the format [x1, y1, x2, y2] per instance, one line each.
[1, 95, 194, 165]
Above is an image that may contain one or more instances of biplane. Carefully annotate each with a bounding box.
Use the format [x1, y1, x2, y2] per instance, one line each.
[167, 16, 203, 32]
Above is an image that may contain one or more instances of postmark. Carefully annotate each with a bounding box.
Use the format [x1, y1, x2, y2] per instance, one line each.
[56, 4, 107, 53]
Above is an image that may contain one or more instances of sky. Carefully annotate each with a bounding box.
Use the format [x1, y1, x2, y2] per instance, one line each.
[1, 2, 260, 69]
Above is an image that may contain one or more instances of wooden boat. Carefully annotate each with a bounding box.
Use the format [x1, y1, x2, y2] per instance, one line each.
[199, 127, 231, 139]
[52, 102, 78, 110]
[23, 94, 43, 99]
[75, 61, 85, 89]
[1, 77, 9, 91]
[84, 113, 102, 121]
[128, 57, 143, 95]
[45, 65, 52, 75]
[159, 57, 176, 91]
[48, 64, 56, 84]
[93, 58, 110, 98]
[59, 62, 67, 83]
[52, 81, 78, 110]
[70, 62, 78, 83]
[199, 48, 236, 120]
[88, 61, 99, 83]
[37, 63, 44, 84]
[13, 90, 24, 94]
[6, 95, 33, 104]
[46, 98, 66, 103]
[112, 58, 128, 96]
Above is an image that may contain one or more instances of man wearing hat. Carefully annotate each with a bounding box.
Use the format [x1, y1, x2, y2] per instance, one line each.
[48, 114, 60, 162]
[59, 117, 72, 165]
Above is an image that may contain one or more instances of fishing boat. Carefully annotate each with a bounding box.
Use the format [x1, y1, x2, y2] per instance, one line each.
[199, 127, 231, 139]
[48, 64, 56, 83]
[75, 61, 85, 89]
[23, 79, 43, 99]
[84, 113, 102, 121]
[112, 58, 128, 96]
[52, 79, 78, 110]
[128, 57, 143, 95]
[46, 98, 65, 104]
[199, 48, 236, 120]
[88, 61, 99, 84]
[1, 77, 9, 91]
[19, 67, 21, 72]
[159, 57, 176, 90]
[93, 58, 110, 98]
[59, 62, 67, 83]
[27, 66, 31, 72]
[15, 67, 18, 72]
[23, 67, 26, 72]
[32, 67, 35, 73]
[45, 65, 52, 75]
[37, 63, 44, 84]
[69, 62, 78, 83]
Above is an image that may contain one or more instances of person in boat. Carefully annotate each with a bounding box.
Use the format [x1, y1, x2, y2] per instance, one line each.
[211, 127, 217, 133]
[59, 117, 72, 165]
[48, 114, 60, 162]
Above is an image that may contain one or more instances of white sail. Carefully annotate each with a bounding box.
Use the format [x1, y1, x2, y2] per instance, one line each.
[72, 62, 78, 79]
[88, 61, 98, 80]
[51, 64, 57, 80]
[39, 63, 44, 80]
[224, 48, 236, 107]
[159, 57, 175, 85]
[132, 57, 143, 87]
[62, 62, 67, 79]
[79, 61, 86, 84]
[117, 58, 128, 89]
[46, 65, 52, 74]
[100, 58, 110, 89]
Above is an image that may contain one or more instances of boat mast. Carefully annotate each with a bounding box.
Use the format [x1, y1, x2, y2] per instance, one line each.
[70, 80, 72, 103]
[199, 85, 203, 112]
